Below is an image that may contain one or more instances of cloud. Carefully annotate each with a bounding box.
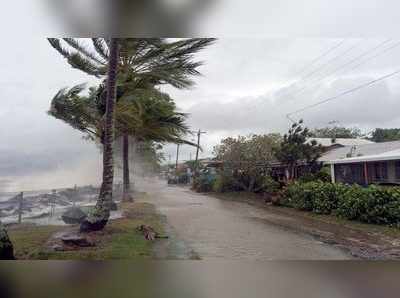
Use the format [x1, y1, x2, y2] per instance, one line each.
[2, 32, 400, 189]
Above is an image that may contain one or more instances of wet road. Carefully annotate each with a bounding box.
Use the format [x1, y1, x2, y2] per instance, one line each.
[138, 180, 351, 260]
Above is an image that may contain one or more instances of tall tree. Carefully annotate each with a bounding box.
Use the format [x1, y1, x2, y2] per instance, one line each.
[49, 84, 194, 200]
[310, 126, 363, 139]
[213, 134, 281, 192]
[369, 128, 400, 143]
[276, 120, 323, 180]
[48, 38, 215, 201]
[82, 38, 119, 232]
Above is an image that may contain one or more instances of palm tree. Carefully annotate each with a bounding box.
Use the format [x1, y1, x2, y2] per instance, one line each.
[48, 38, 214, 203]
[49, 84, 195, 200]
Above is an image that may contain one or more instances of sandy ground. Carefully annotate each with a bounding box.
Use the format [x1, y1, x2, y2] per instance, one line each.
[137, 179, 351, 260]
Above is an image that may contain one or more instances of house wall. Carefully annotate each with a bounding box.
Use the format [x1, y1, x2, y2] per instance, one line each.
[333, 160, 400, 185]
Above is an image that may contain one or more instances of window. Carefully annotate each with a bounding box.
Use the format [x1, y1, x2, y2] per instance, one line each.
[374, 162, 388, 180]
[396, 161, 400, 180]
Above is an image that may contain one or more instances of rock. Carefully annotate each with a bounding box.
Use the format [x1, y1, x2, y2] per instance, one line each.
[51, 244, 64, 251]
[0, 223, 14, 260]
[61, 207, 87, 224]
[61, 235, 94, 247]
[80, 219, 108, 232]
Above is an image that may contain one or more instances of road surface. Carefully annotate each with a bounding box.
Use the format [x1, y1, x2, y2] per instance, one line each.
[138, 179, 351, 260]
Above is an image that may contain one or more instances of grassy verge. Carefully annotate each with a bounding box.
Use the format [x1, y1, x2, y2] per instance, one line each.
[8, 201, 165, 260]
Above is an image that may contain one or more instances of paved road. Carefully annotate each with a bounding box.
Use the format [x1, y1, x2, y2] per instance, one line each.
[138, 180, 351, 260]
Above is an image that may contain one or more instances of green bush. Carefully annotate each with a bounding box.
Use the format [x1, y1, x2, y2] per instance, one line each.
[259, 176, 281, 194]
[336, 185, 400, 225]
[281, 181, 400, 226]
[298, 170, 331, 183]
[192, 174, 215, 193]
[281, 182, 315, 211]
[213, 174, 237, 193]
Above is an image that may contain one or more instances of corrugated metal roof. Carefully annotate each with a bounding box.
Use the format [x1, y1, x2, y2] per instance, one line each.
[320, 141, 400, 163]
[307, 137, 374, 147]
[327, 149, 400, 164]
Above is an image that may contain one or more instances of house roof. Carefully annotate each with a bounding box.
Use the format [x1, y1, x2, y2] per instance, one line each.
[307, 137, 374, 147]
[327, 149, 400, 164]
[321, 141, 400, 164]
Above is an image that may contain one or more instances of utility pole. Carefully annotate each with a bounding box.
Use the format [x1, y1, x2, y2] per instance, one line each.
[175, 144, 180, 174]
[18, 192, 23, 224]
[194, 129, 206, 174]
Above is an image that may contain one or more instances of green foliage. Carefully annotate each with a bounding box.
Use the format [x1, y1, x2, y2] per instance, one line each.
[213, 134, 282, 192]
[258, 176, 281, 194]
[310, 126, 363, 139]
[281, 182, 400, 226]
[48, 38, 216, 87]
[369, 128, 400, 143]
[213, 173, 237, 193]
[298, 170, 331, 183]
[276, 120, 323, 180]
[336, 185, 400, 225]
[192, 174, 216, 193]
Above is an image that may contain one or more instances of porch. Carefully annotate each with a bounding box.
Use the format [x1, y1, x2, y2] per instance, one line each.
[328, 149, 400, 186]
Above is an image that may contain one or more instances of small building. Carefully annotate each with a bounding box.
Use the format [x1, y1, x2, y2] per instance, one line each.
[324, 141, 400, 185]
[268, 138, 375, 181]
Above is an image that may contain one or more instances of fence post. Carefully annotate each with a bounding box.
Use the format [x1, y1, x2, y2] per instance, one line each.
[18, 192, 23, 224]
[50, 189, 56, 218]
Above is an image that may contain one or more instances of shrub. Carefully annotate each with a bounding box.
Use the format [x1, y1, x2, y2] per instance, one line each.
[298, 170, 331, 183]
[259, 176, 281, 195]
[336, 185, 400, 226]
[281, 181, 400, 226]
[281, 182, 315, 211]
[213, 174, 237, 193]
[192, 174, 215, 193]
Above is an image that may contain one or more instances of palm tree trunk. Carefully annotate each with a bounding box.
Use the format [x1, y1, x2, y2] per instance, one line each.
[81, 38, 119, 232]
[122, 133, 133, 202]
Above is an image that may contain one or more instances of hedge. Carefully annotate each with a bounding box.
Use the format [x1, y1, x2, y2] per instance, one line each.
[281, 181, 400, 226]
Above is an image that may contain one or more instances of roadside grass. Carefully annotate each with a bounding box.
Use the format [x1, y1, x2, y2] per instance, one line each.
[8, 224, 62, 259]
[211, 191, 400, 239]
[8, 200, 165, 260]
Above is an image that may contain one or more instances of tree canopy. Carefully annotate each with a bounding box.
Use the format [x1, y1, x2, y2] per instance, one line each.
[310, 126, 363, 139]
[369, 128, 400, 143]
[213, 134, 282, 192]
[276, 120, 323, 180]
[49, 84, 191, 145]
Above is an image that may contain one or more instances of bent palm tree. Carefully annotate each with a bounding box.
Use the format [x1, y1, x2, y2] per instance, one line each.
[48, 38, 214, 203]
[49, 84, 196, 200]
[81, 38, 119, 232]
[51, 38, 120, 232]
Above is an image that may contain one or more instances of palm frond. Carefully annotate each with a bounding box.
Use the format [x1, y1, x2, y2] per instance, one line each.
[63, 38, 107, 65]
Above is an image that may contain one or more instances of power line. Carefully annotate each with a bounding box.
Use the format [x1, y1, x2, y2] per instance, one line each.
[286, 68, 400, 122]
[276, 39, 346, 97]
[348, 40, 400, 71]
[284, 39, 393, 99]
[293, 39, 346, 77]
[299, 39, 363, 81]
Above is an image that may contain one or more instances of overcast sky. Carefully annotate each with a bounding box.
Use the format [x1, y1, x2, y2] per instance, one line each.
[2, 1, 400, 191]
